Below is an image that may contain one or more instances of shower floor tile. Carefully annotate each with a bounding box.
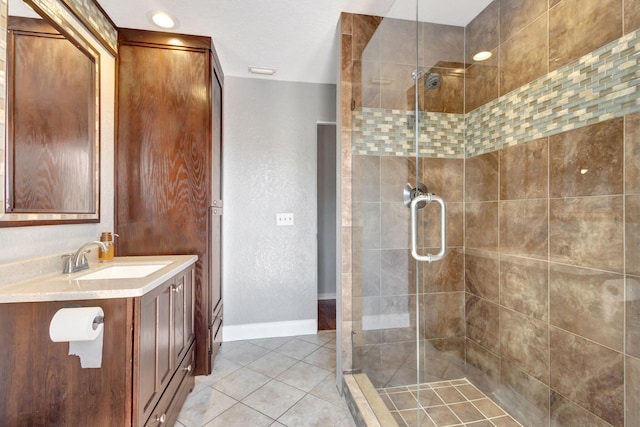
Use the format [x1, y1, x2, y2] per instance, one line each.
[378, 379, 523, 427]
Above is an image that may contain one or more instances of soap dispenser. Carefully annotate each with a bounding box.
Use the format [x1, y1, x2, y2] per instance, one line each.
[98, 232, 118, 262]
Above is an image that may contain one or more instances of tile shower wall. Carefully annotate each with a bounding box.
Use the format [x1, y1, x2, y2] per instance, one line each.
[464, 0, 639, 112]
[464, 116, 639, 427]
[463, 1, 640, 426]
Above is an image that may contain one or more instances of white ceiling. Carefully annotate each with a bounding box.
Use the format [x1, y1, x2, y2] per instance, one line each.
[95, 0, 492, 84]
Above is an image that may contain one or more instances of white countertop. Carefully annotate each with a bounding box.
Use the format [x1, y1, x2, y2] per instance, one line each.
[0, 255, 197, 303]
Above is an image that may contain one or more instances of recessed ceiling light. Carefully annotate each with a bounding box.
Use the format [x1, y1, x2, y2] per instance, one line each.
[248, 66, 276, 76]
[473, 51, 492, 62]
[148, 11, 177, 29]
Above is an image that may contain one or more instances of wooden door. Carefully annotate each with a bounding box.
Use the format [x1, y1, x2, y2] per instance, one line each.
[7, 17, 95, 213]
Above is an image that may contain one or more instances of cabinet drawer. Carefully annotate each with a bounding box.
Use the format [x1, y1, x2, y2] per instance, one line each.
[144, 343, 195, 427]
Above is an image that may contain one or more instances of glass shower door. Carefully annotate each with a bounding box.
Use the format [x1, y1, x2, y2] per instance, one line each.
[350, 0, 422, 395]
[350, 0, 467, 422]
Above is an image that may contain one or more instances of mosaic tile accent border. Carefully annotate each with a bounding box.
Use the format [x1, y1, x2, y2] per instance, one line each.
[467, 30, 640, 157]
[354, 28, 640, 159]
[352, 108, 465, 158]
[60, 0, 117, 56]
[467, 27, 640, 156]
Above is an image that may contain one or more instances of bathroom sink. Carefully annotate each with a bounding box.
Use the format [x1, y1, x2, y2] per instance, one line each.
[76, 263, 171, 280]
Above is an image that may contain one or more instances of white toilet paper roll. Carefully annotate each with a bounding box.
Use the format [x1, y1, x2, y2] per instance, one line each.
[49, 307, 104, 368]
[49, 307, 104, 342]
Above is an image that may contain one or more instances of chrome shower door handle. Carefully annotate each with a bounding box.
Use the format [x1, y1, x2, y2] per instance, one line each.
[410, 193, 446, 263]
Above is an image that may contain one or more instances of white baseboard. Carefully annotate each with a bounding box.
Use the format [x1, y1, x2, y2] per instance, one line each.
[317, 293, 337, 300]
[222, 319, 317, 342]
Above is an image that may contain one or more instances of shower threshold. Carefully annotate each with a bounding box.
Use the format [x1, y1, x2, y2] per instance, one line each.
[379, 378, 523, 427]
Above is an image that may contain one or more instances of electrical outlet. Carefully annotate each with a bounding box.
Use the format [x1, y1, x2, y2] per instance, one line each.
[276, 213, 294, 226]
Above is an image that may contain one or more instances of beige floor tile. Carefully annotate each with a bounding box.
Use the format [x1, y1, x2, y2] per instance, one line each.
[303, 346, 337, 371]
[309, 375, 345, 407]
[278, 394, 354, 427]
[212, 367, 271, 400]
[202, 403, 274, 427]
[276, 361, 332, 392]
[177, 387, 236, 427]
[247, 351, 298, 377]
[217, 341, 250, 355]
[197, 357, 243, 385]
[219, 342, 271, 366]
[190, 334, 358, 427]
[323, 339, 337, 350]
[297, 331, 336, 346]
[192, 380, 212, 395]
[249, 336, 294, 350]
[275, 338, 321, 360]
[242, 379, 306, 419]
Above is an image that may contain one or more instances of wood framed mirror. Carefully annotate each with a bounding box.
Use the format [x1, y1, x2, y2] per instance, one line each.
[0, 0, 100, 226]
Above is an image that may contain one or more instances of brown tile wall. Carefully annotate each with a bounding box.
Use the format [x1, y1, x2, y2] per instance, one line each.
[340, 11, 358, 374]
[466, 0, 639, 112]
[354, 16, 464, 114]
[465, 114, 639, 427]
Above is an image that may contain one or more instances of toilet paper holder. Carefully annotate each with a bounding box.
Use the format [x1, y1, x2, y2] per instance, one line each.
[92, 315, 104, 330]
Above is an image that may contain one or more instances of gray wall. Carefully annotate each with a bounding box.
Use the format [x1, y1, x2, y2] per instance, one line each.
[317, 123, 337, 299]
[222, 77, 336, 336]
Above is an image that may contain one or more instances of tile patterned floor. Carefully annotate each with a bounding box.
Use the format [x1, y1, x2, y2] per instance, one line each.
[379, 379, 523, 427]
[177, 331, 356, 427]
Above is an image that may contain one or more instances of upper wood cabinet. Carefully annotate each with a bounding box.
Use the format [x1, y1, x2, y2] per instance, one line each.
[116, 29, 223, 376]
[6, 16, 97, 219]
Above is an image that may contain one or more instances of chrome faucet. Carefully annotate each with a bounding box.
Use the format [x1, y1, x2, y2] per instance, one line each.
[62, 241, 108, 274]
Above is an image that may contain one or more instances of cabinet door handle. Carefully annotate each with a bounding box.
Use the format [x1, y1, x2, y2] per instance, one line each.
[183, 364, 192, 373]
[172, 283, 183, 293]
[155, 413, 167, 424]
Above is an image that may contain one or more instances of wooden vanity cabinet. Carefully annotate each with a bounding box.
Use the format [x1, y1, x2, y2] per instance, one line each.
[0, 265, 196, 426]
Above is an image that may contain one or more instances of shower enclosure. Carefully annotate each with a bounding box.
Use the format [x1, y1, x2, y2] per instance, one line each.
[341, 0, 640, 426]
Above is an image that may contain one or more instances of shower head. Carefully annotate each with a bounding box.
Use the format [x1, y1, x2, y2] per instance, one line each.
[425, 72, 442, 90]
